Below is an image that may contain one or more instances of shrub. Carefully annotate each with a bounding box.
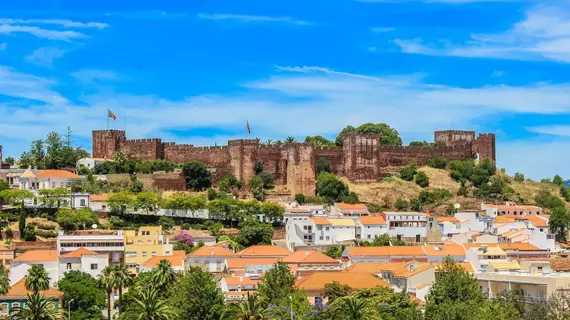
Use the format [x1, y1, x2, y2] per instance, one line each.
[36, 223, 56, 230]
[428, 157, 448, 169]
[217, 174, 241, 193]
[395, 199, 409, 211]
[207, 188, 218, 201]
[36, 229, 57, 238]
[257, 172, 275, 189]
[181, 161, 212, 191]
[294, 194, 305, 204]
[315, 158, 332, 176]
[399, 165, 417, 181]
[254, 162, 264, 175]
[553, 175, 564, 186]
[340, 192, 359, 204]
[316, 172, 349, 203]
[415, 171, 429, 188]
[513, 172, 525, 182]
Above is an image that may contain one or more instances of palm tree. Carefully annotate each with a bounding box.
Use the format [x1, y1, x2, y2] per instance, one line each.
[25, 265, 50, 293]
[0, 264, 10, 294]
[285, 136, 296, 144]
[123, 287, 174, 320]
[98, 266, 115, 320]
[331, 296, 376, 320]
[151, 260, 176, 293]
[112, 264, 134, 315]
[217, 236, 244, 252]
[222, 292, 267, 320]
[264, 139, 274, 146]
[10, 292, 57, 320]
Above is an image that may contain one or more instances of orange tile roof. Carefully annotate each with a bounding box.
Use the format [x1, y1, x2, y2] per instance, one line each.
[359, 216, 387, 225]
[391, 263, 433, 278]
[142, 256, 185, 268]
[437, 217, 460, 223]
[432, 262, 475, 273]
[345, 246, 426, 257]
[90, 194, 109, 201]
[13, 250, 58, 262]
[295, 272, 390, 291]
[498, 243, 541, 251]
[226, 258, 279, 269]
[173, 250, 187, 256]
[550, 257, 570, 272]
[494, 216, 515, 223]
[60, 247, 98, 258]
[344, 247, 389, 257]
[238, 246, 291, 258]
[2, 278, 63, 299]
[223, 276, 259, 286]
[34, 170, 83, 179]
[385, 246, 426, 256]
[189, 246, 236, 257]
[422, 245, 466, 256]
[486, 204, 541, 211]
[311, 217, 331, 225]
[335, 203, 368, 210]
[344, 262, 406, 274]
[282, 251, 339, 264]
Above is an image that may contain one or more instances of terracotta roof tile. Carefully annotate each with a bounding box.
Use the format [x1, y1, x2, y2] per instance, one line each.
[237, 246, 291, 258]
[359, 216, 387, 225]
[437, 217, 460, 223]
[223, 276, 259, 286]
[13, 250, 58, 263]
[385, 246, 426, 256]
[432, 262, 475, 273]
[189, 246, 235, 257]
[498, 243, 541, 251]
[422, 245, 465, 256]
[335, 203, 368, 210]
[2, 278, 63, 299]
[344, 262, 406, 274]
[60, 247, 99, 258]
[90, 194, 109, 201]
[295, 272, 390, 291]
[344, 247, 389, 257]
[34, 170, 83, 179]
[142, 256, 185, 268]
[282, 251, 339, 264]
[311, 218, 331, 225]
[551, 257, 570, 272]
[391, 263, 433, 278]
[226, 258, 279, 269]
[173, 250, 186, 256]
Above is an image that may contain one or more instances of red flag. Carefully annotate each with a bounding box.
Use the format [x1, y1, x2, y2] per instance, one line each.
[246, 120, 251, 134]
[107, 109, 117, 120]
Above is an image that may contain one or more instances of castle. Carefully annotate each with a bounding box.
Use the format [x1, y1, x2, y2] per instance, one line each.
[92, 129, 496, 196]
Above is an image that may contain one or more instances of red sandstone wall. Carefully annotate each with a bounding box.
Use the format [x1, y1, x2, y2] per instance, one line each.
[313, 146, 344, 176]
[285, 144, 316, 196]
[164, 144, 232, 181]
[258, 146, 287, 184]
[377, 145, 473, 167]
[434, 130, 475, 147]
[92, 130, 126, 159]
[228, 140, 259, 183]
[472, 133, 496, 163]
[121, 138, 163, 161]
[343, 134, 380, 182]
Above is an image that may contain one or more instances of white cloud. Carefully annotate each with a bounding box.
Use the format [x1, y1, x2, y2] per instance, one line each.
[392, 3, 570, 62]
[3, 65, 570, 178]
[0, 24, 86, 41]
[0, 19, 108, 29]
[25, 47, 67, 67]
[500, 139, 570, 180]
[70, 69, 120, 83]
[197, 14, 312, 26]
[372, 27, 395, 33]
[491, 70, 504, 77]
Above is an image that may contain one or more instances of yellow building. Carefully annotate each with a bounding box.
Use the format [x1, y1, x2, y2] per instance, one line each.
[124, 226, 173, 273]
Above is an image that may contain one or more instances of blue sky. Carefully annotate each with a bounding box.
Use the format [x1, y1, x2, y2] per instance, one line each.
[1, 0, 570, 180]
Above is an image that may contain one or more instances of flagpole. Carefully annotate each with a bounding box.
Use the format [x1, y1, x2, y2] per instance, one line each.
[107, 113, 109, 129]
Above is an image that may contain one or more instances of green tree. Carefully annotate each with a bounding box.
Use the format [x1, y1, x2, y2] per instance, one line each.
[4, 157, 15, 166]
[163, 194, 206, 211]
[207, 188, 218, 201]
[415, 171, 429, 187]
[399, 165, 417, 181]
[513, 173, 525, 182]
[108, 192, 134, 215]
[181, 161, 212, 191]
[0, 265, 9, 294]
[323, 281, 352, 303]
[218, 174, 241, 193]
[10, 292, 58, 320]
[254, 162, 264, 175]
[168, 266, 225, 320]
[258, 261, 296, 305]
[58, 271, 106, 320]
[112, 264, 133, 315]
[260, 202, 285, 221]
[340, 192, 360, 204]
[316, 157, 333, 176]
[549, 206, 570, 241]
[158, 217, 175, 231]
[26, 265, 50, 293]
[425, 257, 484, 320]
[56, 208, 99, 231]
[249, 176, 266, 201]
[257, 171, 275, 189]
[237, 217, 274, 247]
[123, 287, 174, 320]
[221, 292, 268, 320]
[395, 199, 409, 211]
[285, 136, 296, 144]
[317, 172, 349, 203]
[553, 175, 564, 186]
[151, 260, 176, 293]
[428, 157, 449, 169]
[130, 175, 144, 193]
[98, 266, 115, 320]
[535, 188, 565, 210]
[324, 245, 343, 259]
[305, 136, 335, 147]
[295, 194, 305, 204]
[37, 188, 68, 208]
[134, 192, 162, 214]
[0, 180, 8, 193]
[330, 296, 377, 320]
[561, 186, 570, 202]
[367, 234, 391, 246]
[0, 189, 34, 238]
[336, 123, 402, 147]
[409, 140, 429, 146]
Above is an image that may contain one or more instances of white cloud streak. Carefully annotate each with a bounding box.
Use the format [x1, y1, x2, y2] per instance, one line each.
[70, 69, 120, 83]
[25, 47, 67, 67]
[0, 24, 86, 41]
[0, 19, 108, 29]
[198, 14, 312, 26]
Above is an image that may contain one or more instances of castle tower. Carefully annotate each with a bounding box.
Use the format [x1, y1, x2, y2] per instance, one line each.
[284, 143, 316, 197]
[92, 130, 126, 159]
[228, 139, 259, 183]
[472, 133, 496, 163]
[343, 134, 380, 182]
[434, 130, 476, 147]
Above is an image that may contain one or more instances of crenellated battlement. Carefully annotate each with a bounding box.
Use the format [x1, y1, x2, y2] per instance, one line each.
[124, 138, 162, 143]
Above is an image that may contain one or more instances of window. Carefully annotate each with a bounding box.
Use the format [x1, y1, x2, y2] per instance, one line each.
[304, 235, 308, 240]
[0, 303, 7, 316]
[126, 252, 138, 257]
[325, 227, 329, 231]
[319, 236, 323, 240]
[152, 251, 156, 256]
[142, 251, 147, 257]
[317, 226, 323, 230]
[147, 240, 152, 244]
[90, 263, 98, 270]
[137, 240, 142, 244]
[66, 263, 72, 270]
[303, 226, 308, 230]
[367, 235, 371, 239]
[80, 199, 86, 207]
[165, 251, 171, 255]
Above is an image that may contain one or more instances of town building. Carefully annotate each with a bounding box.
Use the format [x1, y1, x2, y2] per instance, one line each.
[77, 157, 113, 169]
[187, 246, 236, 273]
[237, 245, 292, 259]
[57, 230, 125, 265]
[330, 203, 370, 216]
[285, 217, 357, 251]
[10, 250, 59, 287]
[382, 212, 429, 242]
[475, 271, 570, 299]
[124, 226, 173, 273]
[19, 169, 85, 191]
[481, 202, 543, 217]
[138, 251, 187, 273]
[465, 245, 509, 272]
[357, 216, 388, 241]
[58, 247, 109, 280]
[89, 194, 110, 212]
[281, 250, 342, 277]
[224, 258, 279, 276]
[220, 275, 260, 302]
[0, 278, 63, 317]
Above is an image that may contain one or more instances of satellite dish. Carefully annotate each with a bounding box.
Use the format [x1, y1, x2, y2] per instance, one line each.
[453, 203, 461, 209]
[92, 224, 98, 229]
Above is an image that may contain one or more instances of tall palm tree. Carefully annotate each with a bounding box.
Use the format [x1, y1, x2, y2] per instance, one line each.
[285, 136, 296, 144]
[10, 292, 57, 320]
[112, 264, 134, 315]
[151, 260, 176, 293]
[331, 296, 376, 320]
[0, 264, 10, 294]
[25, 265, 50, 293]
[123, 287, 174, 320]
[222, 292, 267, 320]
[98, 265, 115, 320]
[264, 139, 274, 146]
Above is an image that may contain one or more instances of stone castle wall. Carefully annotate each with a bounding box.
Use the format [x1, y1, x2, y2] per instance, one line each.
[91, 129, 496, 195]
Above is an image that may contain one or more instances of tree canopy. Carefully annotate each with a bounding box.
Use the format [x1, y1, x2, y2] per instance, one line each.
[181, 161, 212, 191]
[336, 123, 402, 147]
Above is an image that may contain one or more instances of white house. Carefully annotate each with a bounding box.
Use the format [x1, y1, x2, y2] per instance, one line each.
[58, 247, 109, 280]
[357, 216, 388, 241]
[77, 158, 113, 170]
[89, 194, 110, 212]
[456, 211, 493, 233]
[57, 230, 125, 265]
[382, 212, 429, 243]
[10, 250, 59, 287]
[330, 203, 370, 216]
[465, 245, 509, 272]
[481, 202, 543, 217]
[220, 275, 259, 302]
[187, 246, 236, 273]
[139, 253, 187, 273]
[19, 169, 85, 191]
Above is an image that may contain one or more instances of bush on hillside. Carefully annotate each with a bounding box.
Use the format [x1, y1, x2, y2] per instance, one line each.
[428, 157, 448, 169]
[399, 165, 417, 181]
[415, 172, 429, 188]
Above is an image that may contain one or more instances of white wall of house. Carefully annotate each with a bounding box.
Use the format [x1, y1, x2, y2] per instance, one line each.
[439, 222, 460, 238]
[187, 256, 228, 273]
[8, 264, 30, 286]
[456, 212, 488, 232]
[10, 261, 59, 287]
[359, 223, 388, 241]
[529, 230, 556, 250]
